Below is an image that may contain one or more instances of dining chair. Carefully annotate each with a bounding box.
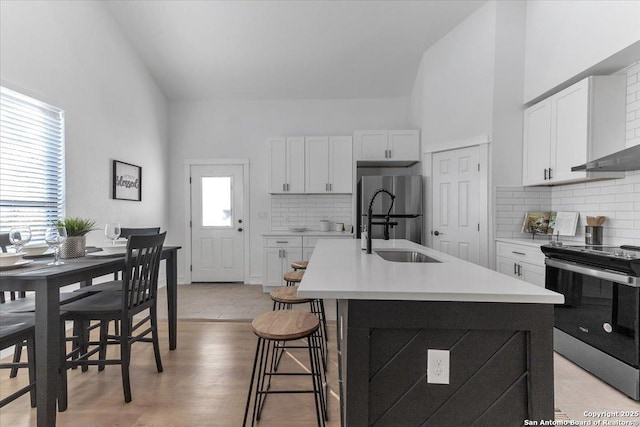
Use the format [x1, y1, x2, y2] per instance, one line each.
[1, 287, 91, 378]
[0, 232, 10, 252]
[0, 312, 36, 408]
[61, 232, 166, 403]
[1, 297, 68, 411]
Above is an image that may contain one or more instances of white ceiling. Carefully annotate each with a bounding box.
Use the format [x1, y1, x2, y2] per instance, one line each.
[104, 0, 485, 101]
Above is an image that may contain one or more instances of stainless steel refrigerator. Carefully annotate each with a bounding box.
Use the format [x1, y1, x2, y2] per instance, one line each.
[357, 175, 423, 244]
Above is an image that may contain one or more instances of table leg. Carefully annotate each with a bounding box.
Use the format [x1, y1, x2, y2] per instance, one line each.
[34, 280, 60, 427]
[166, 250, 178, 350]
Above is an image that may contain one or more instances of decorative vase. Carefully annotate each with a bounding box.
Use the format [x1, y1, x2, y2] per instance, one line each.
[60, 235, 86, 259]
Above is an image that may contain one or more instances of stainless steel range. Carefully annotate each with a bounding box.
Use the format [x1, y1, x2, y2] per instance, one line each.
[542, 244, 640, 400]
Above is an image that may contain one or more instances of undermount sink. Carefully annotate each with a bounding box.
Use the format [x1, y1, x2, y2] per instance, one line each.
[374, 250, 441, 263]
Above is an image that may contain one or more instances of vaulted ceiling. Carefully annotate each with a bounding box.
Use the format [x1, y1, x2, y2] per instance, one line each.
[104, 0, 485, 101]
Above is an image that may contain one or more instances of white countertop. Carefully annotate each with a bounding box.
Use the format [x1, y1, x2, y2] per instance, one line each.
[495, 237, 550, 248]
[496, 237, 585, 248]
[263, 231, 354, 237]
[298, 239, 564, 304]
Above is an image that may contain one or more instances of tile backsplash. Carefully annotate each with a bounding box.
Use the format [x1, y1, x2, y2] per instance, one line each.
[271, 194, 353, 231]
[496, 174, 640, 246]
[495, 60, 640, 246]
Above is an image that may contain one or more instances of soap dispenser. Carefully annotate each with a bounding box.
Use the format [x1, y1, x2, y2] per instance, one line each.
[361, 224, 368, 251]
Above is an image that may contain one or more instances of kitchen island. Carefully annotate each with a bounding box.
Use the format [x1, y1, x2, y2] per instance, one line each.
[297, 239, 564, 426]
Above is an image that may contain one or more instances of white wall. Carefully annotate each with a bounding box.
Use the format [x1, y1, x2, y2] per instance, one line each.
[0, 1, 170, 246]
[418, 1, 497, 147]
[168, 98, 410, 283]
[524, 0, 640, 103]
[490, 0, 527, 187]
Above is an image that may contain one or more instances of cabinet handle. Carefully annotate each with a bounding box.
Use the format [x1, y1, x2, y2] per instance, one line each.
[325, 183, 329, 191]
[388, 149, 392, 158]
[517, 264, 522, 276]
[512, 251, 526, 256]
[329, 183, 332, 191]
[548, 168, 552, 179]
[276, 241, 288, 244]
[544, 168, 548, 180]
[283, 183, 286, 191]
[514, 263, 518, 275]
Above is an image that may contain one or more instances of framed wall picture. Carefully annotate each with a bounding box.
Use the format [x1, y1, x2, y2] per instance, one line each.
[113, 160, 142, 201]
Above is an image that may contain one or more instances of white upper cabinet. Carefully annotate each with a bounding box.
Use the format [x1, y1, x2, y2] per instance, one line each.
[388, 130, 421, 161]
[269, 137, 305, 193]
[523, 99, 552, 185]
[354, 130, 420, 162]
[305, 136, 353, 193]
[522, 76, 626, 186]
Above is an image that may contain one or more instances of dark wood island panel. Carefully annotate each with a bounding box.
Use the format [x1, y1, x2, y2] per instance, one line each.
[337, 299, 555, 426]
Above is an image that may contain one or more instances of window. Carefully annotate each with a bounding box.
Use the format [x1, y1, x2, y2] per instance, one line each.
[201, 176, 232, 227]
[0, 86, 65, 242]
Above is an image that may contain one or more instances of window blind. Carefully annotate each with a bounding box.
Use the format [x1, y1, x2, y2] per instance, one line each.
[0, 86, 65, 243]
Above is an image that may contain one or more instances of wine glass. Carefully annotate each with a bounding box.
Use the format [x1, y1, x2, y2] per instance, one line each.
[45, 226, 67, 266]
[8, 225, 32, 253]
[105, 223, 121, 245]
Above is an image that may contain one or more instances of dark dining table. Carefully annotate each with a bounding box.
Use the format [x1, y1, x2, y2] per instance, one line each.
[0, 245, 181, 427]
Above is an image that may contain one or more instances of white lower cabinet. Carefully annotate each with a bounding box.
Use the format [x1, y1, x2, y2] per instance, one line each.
[496, 241, 546, 288]
[263, 234, 352, 288]
[263, 237, 303, 287]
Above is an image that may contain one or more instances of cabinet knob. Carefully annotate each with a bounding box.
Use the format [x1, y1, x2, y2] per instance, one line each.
[237, 228, 243, 232]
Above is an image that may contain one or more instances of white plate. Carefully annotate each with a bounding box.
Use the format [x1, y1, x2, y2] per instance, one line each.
[0, 259, 34, 271]
[0, 253, 24, 267]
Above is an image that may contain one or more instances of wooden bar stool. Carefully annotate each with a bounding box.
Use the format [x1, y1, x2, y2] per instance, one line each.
[243, 310, 327, 427]
[269, 286, 327, 371]
[291, 260, 308, 271]
[283, 270, 304, 286]
[282, 270, 328, 358]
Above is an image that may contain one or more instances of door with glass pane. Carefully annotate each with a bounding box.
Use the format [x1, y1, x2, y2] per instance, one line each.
[191, 164, 244, 282]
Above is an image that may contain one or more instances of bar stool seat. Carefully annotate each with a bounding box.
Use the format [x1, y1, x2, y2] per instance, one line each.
[270, 286, 312, 305]
[252, 310, 319, 341]
[291, 260, 308, 270]
[244, 310, 327, 426]
[283, 270, 304, 286]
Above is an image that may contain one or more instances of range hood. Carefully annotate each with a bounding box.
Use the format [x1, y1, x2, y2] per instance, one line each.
[572, 145, 640, 172]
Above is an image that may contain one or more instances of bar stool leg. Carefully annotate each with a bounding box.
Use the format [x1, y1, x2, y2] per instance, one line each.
[243, 337, 263, 427]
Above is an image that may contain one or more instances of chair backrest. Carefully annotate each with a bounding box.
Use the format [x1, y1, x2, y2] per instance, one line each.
[122, 232, 166, 312]
[120, 227, 161, 239]
[0, 232, 10, 253]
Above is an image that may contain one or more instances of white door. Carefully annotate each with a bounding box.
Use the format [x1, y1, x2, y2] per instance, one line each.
[551, 79, 589, 183]
[305, 136, 330, 193]
[191, 164, 244, 282]
[432, 146, 480, 263]
[329, 136, 353, 193]
[388, 130, 420, 161]
[522, 99, 552, 186]
[269, 137, 287, 193]
[286, 137, 305, 193]
[356, 130, 387, 160]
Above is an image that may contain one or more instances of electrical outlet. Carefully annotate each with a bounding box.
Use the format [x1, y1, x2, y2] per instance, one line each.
[427, 349, 450, 384]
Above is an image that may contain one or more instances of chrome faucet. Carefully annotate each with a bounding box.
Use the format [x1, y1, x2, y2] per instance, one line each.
[366, 189, 398, 254]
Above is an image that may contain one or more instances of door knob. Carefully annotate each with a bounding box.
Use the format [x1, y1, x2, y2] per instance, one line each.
[237, 228, 243, 232]
[433, 231, 441, 236]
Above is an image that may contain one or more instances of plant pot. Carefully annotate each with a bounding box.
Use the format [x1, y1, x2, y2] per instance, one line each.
[60, 236, 86, 259]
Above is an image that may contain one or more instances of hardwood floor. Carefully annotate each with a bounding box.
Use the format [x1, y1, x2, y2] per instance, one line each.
[0, 319, 340, 426]
[2, 283, 638, 425]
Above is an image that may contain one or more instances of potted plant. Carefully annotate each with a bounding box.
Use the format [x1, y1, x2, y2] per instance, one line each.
[55, 217, 96, 259]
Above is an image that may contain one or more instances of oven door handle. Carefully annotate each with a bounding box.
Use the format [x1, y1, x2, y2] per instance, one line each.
[545, 258, 638, 287]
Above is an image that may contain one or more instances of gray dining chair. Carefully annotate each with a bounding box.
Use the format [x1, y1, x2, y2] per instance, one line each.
[62, 232, 166, 403]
